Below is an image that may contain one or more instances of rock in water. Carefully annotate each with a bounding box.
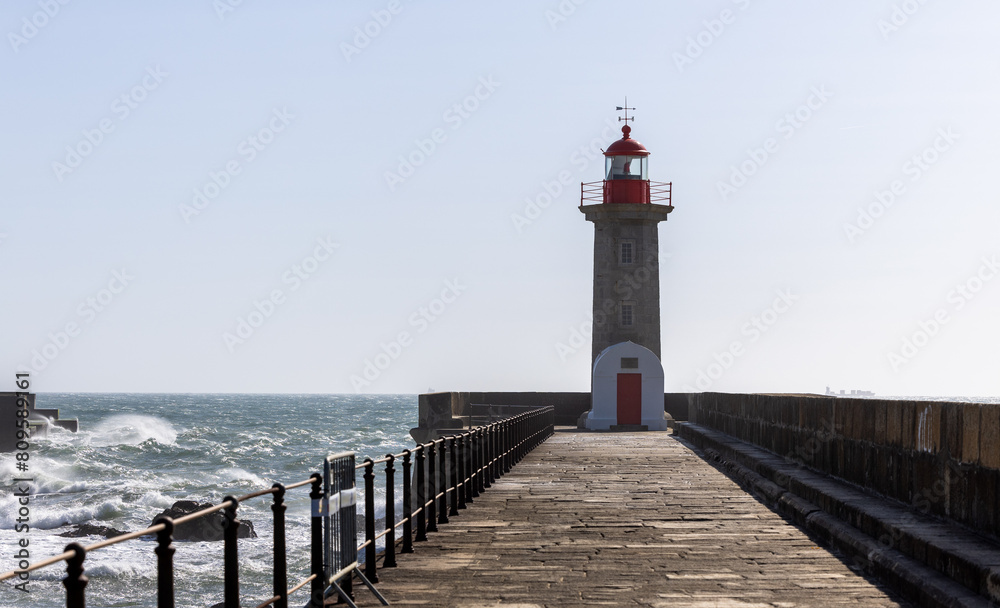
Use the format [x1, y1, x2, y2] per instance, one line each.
[58, 523, 127, 539]
[151, 500, 257, 541]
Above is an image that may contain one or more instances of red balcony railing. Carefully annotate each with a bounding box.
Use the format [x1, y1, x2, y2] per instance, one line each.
[580, 180, 672, 206]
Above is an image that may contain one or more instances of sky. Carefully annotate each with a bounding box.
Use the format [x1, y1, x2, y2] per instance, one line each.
[2, 1, 999, 396]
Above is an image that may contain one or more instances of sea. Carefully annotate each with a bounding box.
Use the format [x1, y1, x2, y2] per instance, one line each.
[0, 393, 417, 608]
[1, 393, 997, 607]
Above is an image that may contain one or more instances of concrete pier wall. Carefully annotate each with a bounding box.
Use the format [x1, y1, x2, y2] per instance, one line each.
[688, 392, 1000, 541]
[0, 392, 79, 452]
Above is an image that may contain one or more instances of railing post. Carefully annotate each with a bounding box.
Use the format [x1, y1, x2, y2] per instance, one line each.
[495, 421, 503, 476]
[384, 454, 397, 568]
[526, 413, 532, 457]
[499, 419, 507, 474]
[448, 436, 460, 517]
[153, 516, 175, 608]
[516, 415, 522, 461]
[363, 458, 378, 582]
[309, 473, 324, 608]
[462, 432, 475, 504]
[415, 446, 427, 542]
[491, 422, 503, 481]
[426, 441, 438, 533]
[401, 449, 413, 553]
[479, 428, 489, 491]
[63, 542, 87, 608]
[222, 496, 240, 608]
[495, 422, 503, 479]
[456, 435, 467, 510]
[271, 483, 288, 608]
[532, 411, 538, 451]
[518, 414, 525, 460]
[503, 419, 512, 474]
[482, 427, 492, 489]
[489, 425, 498, 486]
[438, 439, 449, 525]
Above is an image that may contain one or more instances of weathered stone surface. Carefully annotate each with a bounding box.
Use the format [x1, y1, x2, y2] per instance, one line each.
[687, 394, 1000, 540]
[681, 422, 1000, 607]
[151, 500, 256, 542]
[58, 523, 126, 539]
[980, 405, 1000, 469]
[351, 431, 908, 607]
[962, 405, 982, 464]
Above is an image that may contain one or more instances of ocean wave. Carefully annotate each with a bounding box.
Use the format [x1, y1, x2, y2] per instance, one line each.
[82, 559, 155, 579]
[0, 466, 87, 496]
[0, 498, 127, 530]
[212, 467, 268, 487]
[85, 415, 179, 447]
[137, 490, 177, 509]
[34, 479, 89, 495]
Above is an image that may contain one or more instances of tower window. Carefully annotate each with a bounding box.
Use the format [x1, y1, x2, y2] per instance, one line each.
[620, 241, 634, 265]
[620, 302, 635, 327]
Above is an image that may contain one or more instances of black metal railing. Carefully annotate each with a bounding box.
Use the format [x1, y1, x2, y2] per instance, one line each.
[354, 405, 555, 583]
[0, 405, 555, 608]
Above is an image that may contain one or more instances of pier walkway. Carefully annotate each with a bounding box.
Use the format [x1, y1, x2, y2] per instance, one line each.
[353, 429, 909, 608]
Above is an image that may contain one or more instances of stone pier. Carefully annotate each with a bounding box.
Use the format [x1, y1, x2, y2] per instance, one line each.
[353, 430, 912, 607]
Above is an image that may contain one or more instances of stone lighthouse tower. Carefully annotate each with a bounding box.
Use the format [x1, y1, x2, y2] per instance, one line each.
[580, 105, 673, 367]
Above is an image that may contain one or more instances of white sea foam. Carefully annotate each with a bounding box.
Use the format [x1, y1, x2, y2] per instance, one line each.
[0, 393, 417, 608]
[35, 479, 89, 495]
[85, 414, 179, 446]
[0, 498, 127, 530]
[213, 467, 268, 487]
[138, 490, 176, 509]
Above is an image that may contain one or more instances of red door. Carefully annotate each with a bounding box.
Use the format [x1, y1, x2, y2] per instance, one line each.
[616, 373, 642, 425]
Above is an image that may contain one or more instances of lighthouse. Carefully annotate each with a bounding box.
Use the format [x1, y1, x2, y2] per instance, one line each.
[580, 101, 673, 431]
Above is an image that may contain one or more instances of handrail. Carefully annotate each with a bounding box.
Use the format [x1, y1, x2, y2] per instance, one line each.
[580, 179, 673, 206]
[1, 404, 556, 607]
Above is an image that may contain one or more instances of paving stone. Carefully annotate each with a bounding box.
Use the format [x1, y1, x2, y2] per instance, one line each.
[349, 431, 910, 607]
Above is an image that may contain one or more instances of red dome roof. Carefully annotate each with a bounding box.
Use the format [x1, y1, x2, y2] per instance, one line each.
[604, 125, 649, 157]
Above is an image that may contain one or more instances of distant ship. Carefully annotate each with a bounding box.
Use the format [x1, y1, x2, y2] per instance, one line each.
[826, 386, 875, 397]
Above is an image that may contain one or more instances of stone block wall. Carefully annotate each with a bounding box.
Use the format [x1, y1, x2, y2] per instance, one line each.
[689, 392, 1000, 540]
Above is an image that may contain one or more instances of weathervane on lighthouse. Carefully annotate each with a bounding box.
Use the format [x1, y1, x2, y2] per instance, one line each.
[616, 97, 635, 125]
[579, 100, 674, 431]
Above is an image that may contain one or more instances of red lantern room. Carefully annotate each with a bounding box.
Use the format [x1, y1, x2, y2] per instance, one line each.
[603, 124, 651, 204]
[581, 103, 672, 207]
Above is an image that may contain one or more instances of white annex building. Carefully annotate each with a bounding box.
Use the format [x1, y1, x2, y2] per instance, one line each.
[584, 341, 668, 431]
